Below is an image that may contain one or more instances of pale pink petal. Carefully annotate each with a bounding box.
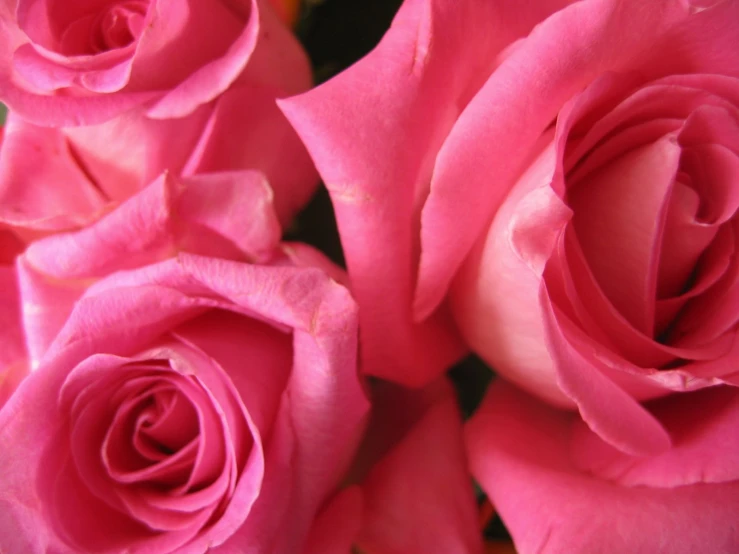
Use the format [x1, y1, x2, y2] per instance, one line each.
[450, 136, 574, 407]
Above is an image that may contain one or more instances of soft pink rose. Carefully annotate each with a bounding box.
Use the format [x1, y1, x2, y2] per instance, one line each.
[466, 381, 739, 553]
[0, 0, 309, 125]
[281, 0, 739, 433]
[0, 252, 368, 553]
[303, 380, 483, 554]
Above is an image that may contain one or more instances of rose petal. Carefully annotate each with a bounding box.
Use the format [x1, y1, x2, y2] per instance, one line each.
[183, 82, 318, 226]
[571, 385, 739, 487]
[451, 134, 575, 407]
[301, 487, 364, 554]
[467, 381, 739, 554]
[355, 393, 483, 554]
[0, 113, 106, 231]
[567, 136, 681, 336]
[280, 0, 525, 385]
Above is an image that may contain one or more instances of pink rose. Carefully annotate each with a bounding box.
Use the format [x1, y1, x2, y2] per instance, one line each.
[0, 0, 309, 125]
[303, 380, 482, 554]
[281, 0, 739, 430]
[466, 381, 739, 553]
[0, 252, 368, 553]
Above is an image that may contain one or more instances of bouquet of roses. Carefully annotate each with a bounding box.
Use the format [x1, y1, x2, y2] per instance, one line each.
[0, 0, 737, 552]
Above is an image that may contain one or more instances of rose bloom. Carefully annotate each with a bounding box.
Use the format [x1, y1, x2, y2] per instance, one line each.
[0, 0, 308, 125]
[303, 380, 483, 554]
[281, 0, 739, 549]
[0, 0, 318, 225]
[0, 251, 368, 553]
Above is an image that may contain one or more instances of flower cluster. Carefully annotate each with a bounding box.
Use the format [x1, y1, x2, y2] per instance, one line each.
[0, 0, 737, 553]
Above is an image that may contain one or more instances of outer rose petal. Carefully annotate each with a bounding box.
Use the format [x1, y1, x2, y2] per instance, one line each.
[0, 253, 368, 553]
[302, 487, 364, 554]
[183, 82, 318, 225]
[280, 0, 502, 386]
[303, 381, 483, 554]
[18, 169, 280, 364]
[466, 381, 739, 554]
[355, 392, 483, 554]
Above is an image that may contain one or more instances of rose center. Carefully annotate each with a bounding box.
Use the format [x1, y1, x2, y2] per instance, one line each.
[562, 86, 739, 352]
[90, 1, 148, 53]
[51, 0, 149, 56]
[103, 379, 200, 484]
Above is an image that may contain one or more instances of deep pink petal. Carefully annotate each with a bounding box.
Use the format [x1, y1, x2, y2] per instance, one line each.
[0, 263, 27, 408]
[355, 393, 483, 554]
[172, 310, 292, 442]
[568, 137, 680, 336]
[571, 386, 739, 487]
[301, 487, 363, 554]
[467, 381, 739, 554]
[544, 301, 672, 457]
